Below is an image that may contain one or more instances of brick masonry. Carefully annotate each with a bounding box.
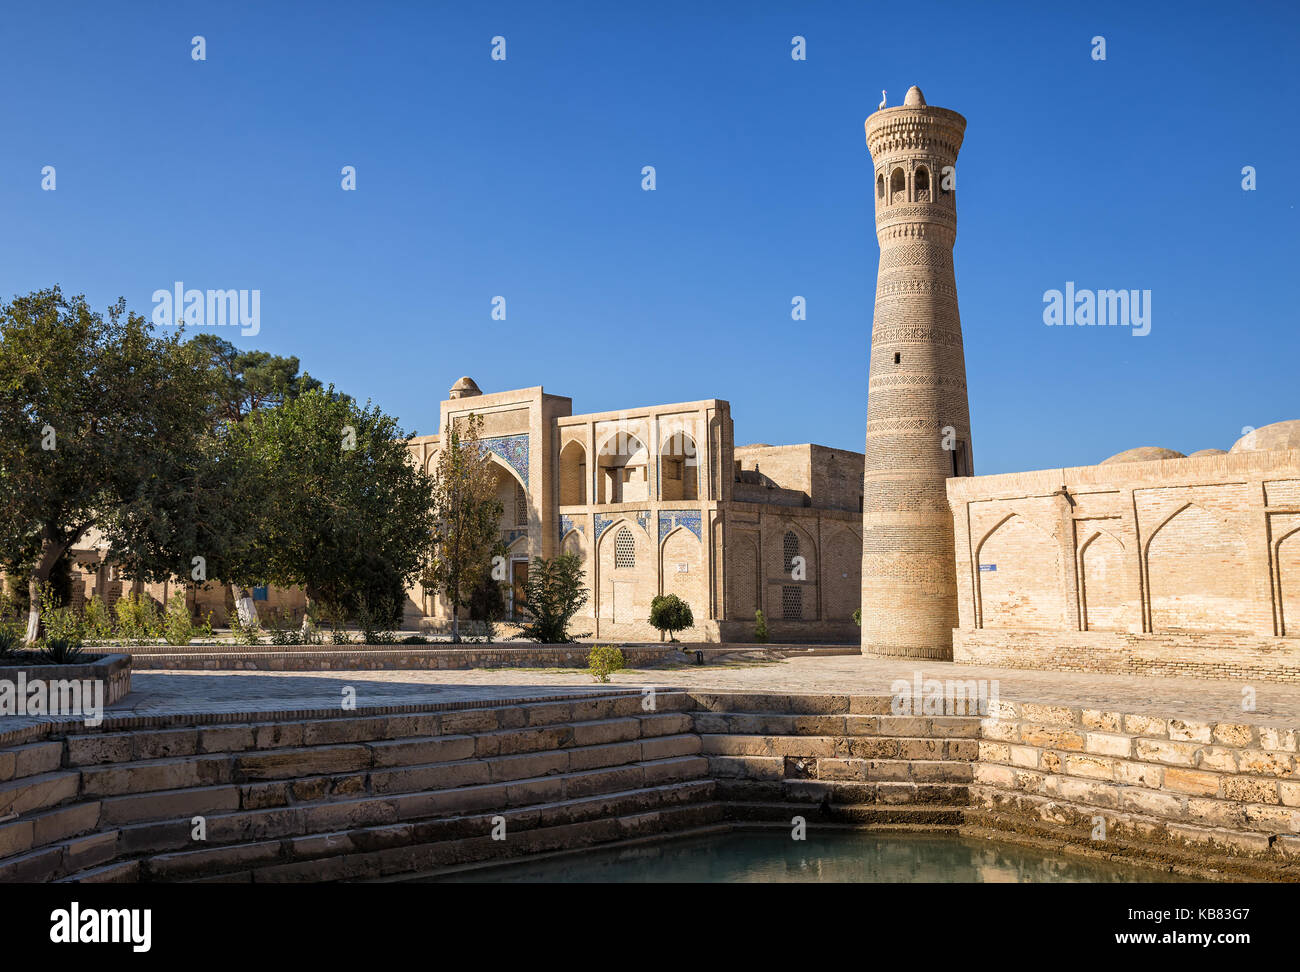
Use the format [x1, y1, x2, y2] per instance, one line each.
[860, 87, 972, 660]
[3, 690, 1297, 881]
[948, 449, 1300, 680]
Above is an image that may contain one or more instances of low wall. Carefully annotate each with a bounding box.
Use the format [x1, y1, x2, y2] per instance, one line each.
[0, 654, 132, 709]
[972, 700, 1300, 876]
[955, 629, 1300, 683]
[126, 644, 858, 672]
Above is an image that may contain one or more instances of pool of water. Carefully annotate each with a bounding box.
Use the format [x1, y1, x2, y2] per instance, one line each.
[426, 830, 1191, 883]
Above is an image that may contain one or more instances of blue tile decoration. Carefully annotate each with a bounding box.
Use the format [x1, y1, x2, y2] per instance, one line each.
[559, 514, 583, 542]
[595, 511, 649, 542]
[502, 529, 528, 547]
[478, 434, 529, 487]
[659, 510, 703, 543]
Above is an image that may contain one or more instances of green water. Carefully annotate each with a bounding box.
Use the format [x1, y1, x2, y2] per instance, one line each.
[429, 831, 1190, 883]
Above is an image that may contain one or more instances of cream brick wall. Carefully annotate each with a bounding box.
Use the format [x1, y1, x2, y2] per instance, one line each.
[948, 449, 1300, 678]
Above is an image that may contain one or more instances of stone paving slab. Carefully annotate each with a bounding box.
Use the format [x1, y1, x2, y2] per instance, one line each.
[4, 655, 1298, 734]
[97, 656, 1300, 723]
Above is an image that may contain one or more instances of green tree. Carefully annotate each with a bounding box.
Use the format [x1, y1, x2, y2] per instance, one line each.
[188, 333, 325, 623]
[0, 288, 221, 643]
[188, 333, 323, 427]
[423, 414, 504, 643]
[513, 553, 591, 644]
[648, 593, 694, 642]
[226, 386, 436, 627]
[467, 551, 507, 642]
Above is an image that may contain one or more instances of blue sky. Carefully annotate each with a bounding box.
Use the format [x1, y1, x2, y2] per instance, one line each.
[2, 0, 1296, 474]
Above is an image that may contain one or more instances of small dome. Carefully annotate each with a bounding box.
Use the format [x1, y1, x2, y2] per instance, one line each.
[1100, 446, 1186, 465]
[448, 376, 482, 399]
[904, 85, 926, 107]
[1188, 448, 1228, 457]
[1230, 420, 1300, 454]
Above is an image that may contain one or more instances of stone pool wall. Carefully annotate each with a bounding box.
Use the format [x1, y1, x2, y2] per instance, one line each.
[969, 700, 1300, 875]
[0, 691, 1296, 882]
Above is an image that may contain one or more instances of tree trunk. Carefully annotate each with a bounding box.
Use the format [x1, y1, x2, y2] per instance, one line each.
[230, 583, 259, 626]
[450, 581, 460, 643]
[300, 592, 315, 637]
[25, 537, 66, 645]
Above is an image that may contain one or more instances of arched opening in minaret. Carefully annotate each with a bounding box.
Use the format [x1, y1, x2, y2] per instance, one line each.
[889, 168, 905, 203]
[914, 165, 930, 202]
[876, 173, 884, 200]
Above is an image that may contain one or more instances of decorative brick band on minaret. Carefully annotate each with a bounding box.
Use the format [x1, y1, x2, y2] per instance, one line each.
[861, 86, 971, 660]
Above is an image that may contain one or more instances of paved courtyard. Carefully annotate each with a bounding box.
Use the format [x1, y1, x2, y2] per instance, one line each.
[87, 653, 1300, 726]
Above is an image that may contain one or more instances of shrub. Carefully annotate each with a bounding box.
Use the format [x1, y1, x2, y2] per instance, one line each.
[0, 629, 25, 660]
[266, 609, 303, 646]
[114, 593, 161, 645]
[356, 596, 397, 645]
[753, 609, 768, 643]
[230, 611, 263, 646]
[39, 585, 85, 649]
[648, 594, 694, 642]
[83, 594, 115, 642]
[852, 607, 862, 626]
[163, 591, 197, 646]
[513, 554, 591, 644]
[587, 645, 625, 683]
[468, 569, 506, 644]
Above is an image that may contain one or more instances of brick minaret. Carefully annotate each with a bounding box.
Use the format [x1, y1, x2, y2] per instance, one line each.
[860, 86, 971, 660]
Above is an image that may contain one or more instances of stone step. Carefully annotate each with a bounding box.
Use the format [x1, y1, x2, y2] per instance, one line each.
[707, 754, 974, 784]
[106, 754, 710, 864]
[714, 777, 971, 806]
[0, 740, 64, 782]
[724, 801, 966, 826]
[71, 730, 701, 800]
[28, 754, 712, 884]
[699, 734, 977, 760]
[61, 693, 694, 767]
[688, 694, 892, 715]
[135, 780, 718, 882]
[244, 800, 729, 883]
[692, 712, 981, 738]
[0, 770, 80, 818]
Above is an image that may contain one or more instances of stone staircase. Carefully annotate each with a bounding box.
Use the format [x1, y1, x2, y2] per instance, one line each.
[0, 691, 723, 883]
[689, 693, 980, 828]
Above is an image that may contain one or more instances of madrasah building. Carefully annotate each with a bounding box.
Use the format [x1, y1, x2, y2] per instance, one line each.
[403, 377, 865, 642]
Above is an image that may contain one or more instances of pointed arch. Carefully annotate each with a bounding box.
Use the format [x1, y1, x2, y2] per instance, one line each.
[976, 513, 1065, 629]
[823, 527, 862, 621]
[1078, 528, 1131, 631]
[889, 166, 905, 202]
[1146, 503, 1251, 632]
[914, 164, 931, 201]
[727, 533, 760, 620]
[559, 439, 587, 506]
[659, 430, 699, 501]
[594, 430, 649, 504]
[1276, 525, 1300, 637]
